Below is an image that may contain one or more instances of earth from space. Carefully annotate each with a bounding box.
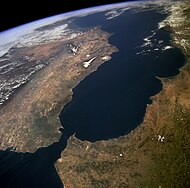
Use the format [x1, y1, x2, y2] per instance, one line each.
[0, 0, 190, 187]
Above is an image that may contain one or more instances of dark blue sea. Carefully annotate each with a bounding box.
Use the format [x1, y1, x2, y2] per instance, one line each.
[59, 9, 185, 141]
[0, 7, 185, 188]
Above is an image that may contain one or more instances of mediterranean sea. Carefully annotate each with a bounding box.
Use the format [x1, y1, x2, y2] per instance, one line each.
[0, 6, 186, 188]
[60, 9, 185, 141]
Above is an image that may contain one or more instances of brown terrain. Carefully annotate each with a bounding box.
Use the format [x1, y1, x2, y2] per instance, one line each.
[0, 27, 118, 151]
[55, 2, 190, 188]
[0, 1, 190, 188]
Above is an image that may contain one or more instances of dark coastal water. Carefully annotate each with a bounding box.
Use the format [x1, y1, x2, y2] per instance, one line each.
[0, 6, 186, 188]
[59, 10, 185, 141]
[0, 130, 68, 188]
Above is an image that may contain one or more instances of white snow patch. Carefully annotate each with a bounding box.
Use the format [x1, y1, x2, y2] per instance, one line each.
[70, 45, 80, 55]
[158, 135, 165, 142]
[83, 57, 96, 68]
[85, 145, 89, 151]
[101, 55, 111, 61]
[58, 158, 63, 162]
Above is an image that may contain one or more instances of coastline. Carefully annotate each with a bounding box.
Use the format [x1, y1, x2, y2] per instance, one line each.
[0, 27, 118, 152]
[0, 1, 189, 187]
[56, 1, 190, 187]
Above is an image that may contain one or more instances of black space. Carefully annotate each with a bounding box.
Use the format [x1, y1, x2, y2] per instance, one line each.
[0, 0, 137, 32]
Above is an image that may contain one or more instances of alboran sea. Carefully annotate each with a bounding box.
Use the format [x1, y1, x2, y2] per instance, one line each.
[0, 7, 186, 188]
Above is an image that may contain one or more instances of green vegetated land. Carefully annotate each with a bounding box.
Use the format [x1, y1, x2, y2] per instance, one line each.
[57, 2, 190, 187]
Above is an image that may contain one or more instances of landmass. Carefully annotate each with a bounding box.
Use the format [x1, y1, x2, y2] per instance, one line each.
[55, 2, 190, 188]
[0, 27, 118, 151]
[0, 1, 190, 188]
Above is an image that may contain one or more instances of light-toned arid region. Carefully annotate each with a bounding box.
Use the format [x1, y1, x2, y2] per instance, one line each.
[56, 2, 190, 187]
[0, 1, 189, 188]
[0, 27, 117, 151]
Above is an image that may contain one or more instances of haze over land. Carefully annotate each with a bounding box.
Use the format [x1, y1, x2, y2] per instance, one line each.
[0, 1, 190, 187]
